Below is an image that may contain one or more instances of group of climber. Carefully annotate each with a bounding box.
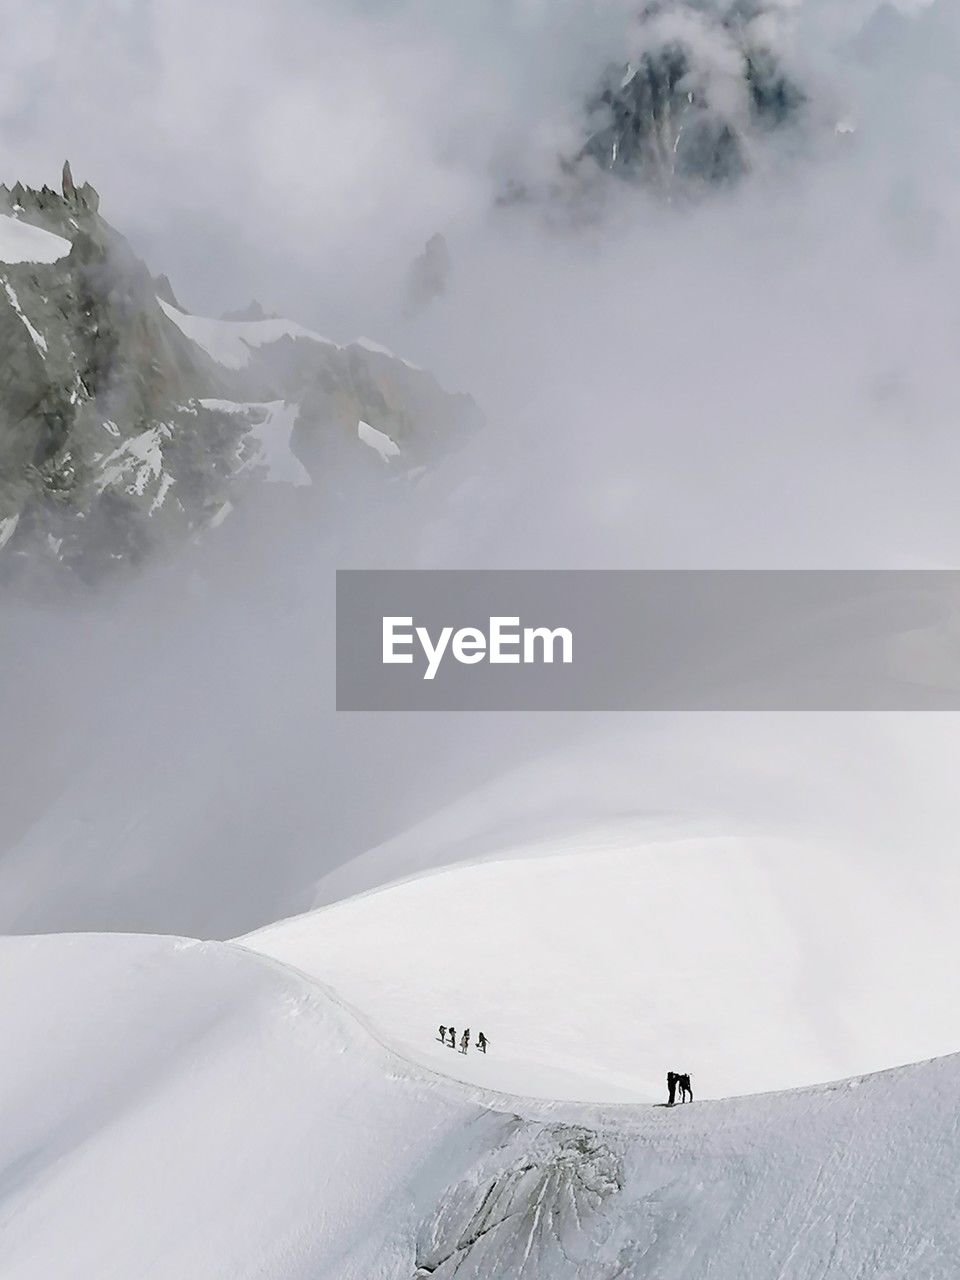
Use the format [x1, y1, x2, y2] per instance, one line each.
[666, 1070, 693, 1104]
[434, 1025, 694, 1102]
[438, 1024, 488, 1055]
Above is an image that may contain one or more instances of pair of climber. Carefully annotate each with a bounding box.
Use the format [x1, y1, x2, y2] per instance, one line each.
[438, 1025, 488, 1054]
[667, 1070, 693, 1104]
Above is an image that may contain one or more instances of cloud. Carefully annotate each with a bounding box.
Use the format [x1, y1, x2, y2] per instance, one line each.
[0, 0, 640, 326]
[5, 1, 960, 937]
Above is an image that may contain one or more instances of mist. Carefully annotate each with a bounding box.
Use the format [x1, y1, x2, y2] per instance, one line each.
[3, 0, 960, 939]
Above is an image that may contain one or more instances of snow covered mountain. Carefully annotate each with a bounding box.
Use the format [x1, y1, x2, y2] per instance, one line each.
[246, 826, 960, 1103]
[0, 166, 478, 582]
[579, 1, 806, 190]
[1, 929, 957, 1279]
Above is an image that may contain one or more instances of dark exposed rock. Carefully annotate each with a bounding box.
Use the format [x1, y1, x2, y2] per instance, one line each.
[221, 299, 276, 322]
[0, 182, 240, 582]
[61, 159, 76, 202]
[404, 233, 451, 315]
[577, 2, 805, 193]
[153, 273, 183, 310]
[78, 182, 100, 213]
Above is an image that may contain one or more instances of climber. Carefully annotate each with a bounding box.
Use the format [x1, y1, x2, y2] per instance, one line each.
[667, 1071, 678, 1105]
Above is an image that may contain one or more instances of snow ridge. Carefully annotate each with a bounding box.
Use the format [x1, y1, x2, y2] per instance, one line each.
[0, 213, 71, 265]
[158, 296, 337, 370]
[1, 931, 958, 1280]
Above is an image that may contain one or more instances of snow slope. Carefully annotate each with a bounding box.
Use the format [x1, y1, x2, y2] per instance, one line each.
[354, 336, 421, 370]
[0, 931, 958, 1279]
[158, 299, 424, 379]
[0, 214, 71, 264]
[247, 826, 960, 1102]
[157, 299, 423, 377]
[0, 933, 499, 1280]
[358, 418, 401, 461]
[157, 297, 337, 369]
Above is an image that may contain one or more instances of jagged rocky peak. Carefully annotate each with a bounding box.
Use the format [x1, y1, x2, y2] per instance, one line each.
[580, 0, 805, 190]
[0, 170, 479, 586]
[62, 158, 100, 211]
[0, 164, 101, 248]
[1, 161, 99, 221]
[403, 233, 451, 315]
[0, 169, 244, 585]
[221, 299, 277, 322]
[153, 273, 183, 310]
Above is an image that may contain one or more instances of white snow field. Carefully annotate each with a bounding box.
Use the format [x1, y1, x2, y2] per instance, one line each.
[157, 297, 338, 369]
[0, 933, 496, 1280]
[358, 417, 402, 461]
[1, 930, 958, 1280]
[247, 825, 960, 1103]
[0, 214, 71, 264]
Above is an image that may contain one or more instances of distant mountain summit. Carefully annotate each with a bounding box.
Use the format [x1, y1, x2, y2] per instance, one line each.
[0, 168, 478, 583]
[580, 1, 805, 191]
[221, 300, 277, 323]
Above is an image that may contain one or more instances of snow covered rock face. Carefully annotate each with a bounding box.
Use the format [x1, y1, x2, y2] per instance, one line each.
[0, 175, 477, 584]
[580, 1, 805, 192]
[0, 179, 252, 581]
[160, 298, 479, 483]
[415, 1123, 631, 1278]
